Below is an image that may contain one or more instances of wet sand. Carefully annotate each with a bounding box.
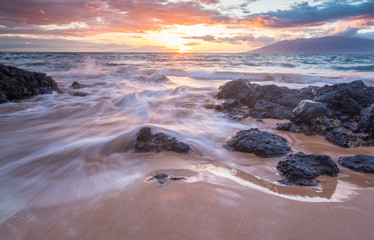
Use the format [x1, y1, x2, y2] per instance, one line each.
[1, 130, 374, 239]
[1, 169, 374, 240]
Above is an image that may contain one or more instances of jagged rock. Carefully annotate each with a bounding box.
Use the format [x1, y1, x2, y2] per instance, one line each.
[224, 109, 249, 121]
[216, 79, 314, 119]
[222, 98, 237, 109]
[325, 130, 349, 148]
[338, 155, 374, 173]
[359, 104, 374, 138]
[313, 80, 374, 117]
[249, 99, 292, 119]
[0, 64, 61, 103]
[292, 100, 330, 123]
[277, 152, 340, 186]
[129, 127, 190, 153]
[71, 81, 85, 89]
[226, 128, 290, 158]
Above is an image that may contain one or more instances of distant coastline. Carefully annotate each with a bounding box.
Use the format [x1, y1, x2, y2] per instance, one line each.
[248, 37, 374, 54]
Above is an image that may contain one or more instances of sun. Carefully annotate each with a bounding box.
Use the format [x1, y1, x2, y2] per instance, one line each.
[178, 44, 185, 54]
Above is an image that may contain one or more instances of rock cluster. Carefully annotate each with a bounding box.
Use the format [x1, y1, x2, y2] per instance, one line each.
[214, 79, 374, 147]
[215, 79, 314, 119]
[0, 64, 61, 103]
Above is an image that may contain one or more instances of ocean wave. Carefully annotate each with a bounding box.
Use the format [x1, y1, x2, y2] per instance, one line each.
[332, 64, 374, 72]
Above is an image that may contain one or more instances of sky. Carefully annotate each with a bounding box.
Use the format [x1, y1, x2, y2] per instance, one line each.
[0, 0, 374, 52]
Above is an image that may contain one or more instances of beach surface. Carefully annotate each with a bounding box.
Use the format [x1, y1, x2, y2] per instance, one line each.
[1, 52, 374, 239]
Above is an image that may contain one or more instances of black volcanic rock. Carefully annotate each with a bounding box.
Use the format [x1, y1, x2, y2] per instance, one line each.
[325, 130, 350, 148]
[71, 81, 85, 89]
[313, 80, 374, 117]
[148, 173, 187, 185]
[0, 64, 61, 103]
[129, 127, 190, 153]
[338, 155, 374, 173]
[216, 79, 314, 119]
[249, 99, 292, 119]
[291, 100, 330, 123]
[277, 152, 340, 186]
[359, 104, 374, 138]
[226, 128, 290, 158]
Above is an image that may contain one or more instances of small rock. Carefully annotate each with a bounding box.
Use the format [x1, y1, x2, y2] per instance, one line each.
[222, 98, 237, 109]
[71, 81, 85, 89]
[224, 109, 249, 121]
[152, 174, 169, 184]
[338, 155, 374, 173]
[276, 122, 292, 131]
[226, 128, 291, 158]
[277, 152, 340, 186]
[129, 127, 190, 153]
[148, 173, 187, 185]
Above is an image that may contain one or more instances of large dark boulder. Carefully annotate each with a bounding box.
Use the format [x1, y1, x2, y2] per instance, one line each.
[313, 80, 374, 117]
[338, 155, 374, 173]
[277, 152, 340, 186]
[226, 128, 291, 158]
[129, 127, 190, 153]
[216, 79, 314, 119]
[0, 64, 60, 103]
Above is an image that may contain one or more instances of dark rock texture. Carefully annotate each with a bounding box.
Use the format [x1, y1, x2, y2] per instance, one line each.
[215, 79, 374, 147]
[216, 79, 314, 119]
[148, 173, 187, 185]
[249, 99, 292, 119]
[71, 81, 85, 89]
[359, 104, 374, 138]
[277, 152, 340, 186]
[325, 130, 350, 148]
[0, 64, 60, 103]
[338, 155, 374, 173]
[291, 100, 329, 123]
[226, 128, 290, 158]
[130, 127, 190, 153]
[313, 80, 374, 117]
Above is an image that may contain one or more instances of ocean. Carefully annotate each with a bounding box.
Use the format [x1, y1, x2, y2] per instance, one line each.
[1, 52, 374, 239]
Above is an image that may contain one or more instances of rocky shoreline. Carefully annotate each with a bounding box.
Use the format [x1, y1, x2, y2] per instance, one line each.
[1, 64, 373, 186]
[0, 64, 61, 103]
[208, 78, 374, 185]
[211, 79, 374, 148]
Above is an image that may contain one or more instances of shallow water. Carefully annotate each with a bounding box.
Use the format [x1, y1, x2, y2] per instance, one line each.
[0, 52, 374, 239]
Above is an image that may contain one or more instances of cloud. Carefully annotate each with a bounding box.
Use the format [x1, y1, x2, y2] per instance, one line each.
[0, 0, 231, 35]
[183, 34, 274, 45]
[242, 0, 374, 28]
[199, 0, 220, 4]
[183, 35, 216, 41]
[0, 36, 131, 51]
